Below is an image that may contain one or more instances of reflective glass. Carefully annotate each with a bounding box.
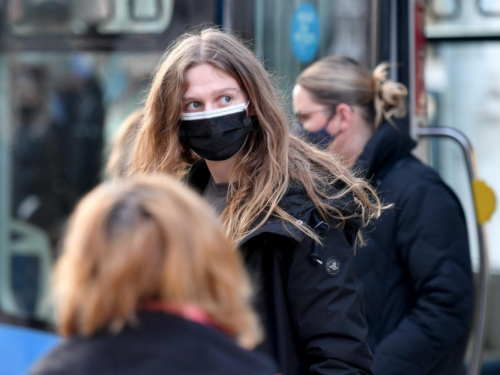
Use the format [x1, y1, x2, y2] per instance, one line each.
[426, 43, 500, 271]
[478, 0, 500, 14]
[0, 0, 217, 328]
[7, 0, 174, 35]
[253, 0, 372, 100]
[0, 51, 161, 324]
[429, 0, 460, 18]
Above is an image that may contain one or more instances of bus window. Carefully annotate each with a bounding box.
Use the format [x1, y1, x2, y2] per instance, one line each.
[0, 51, 163, 324]
[7, 0, 174, 35]
[129, 0, 163, 21]
[477, 0, 500, 15]
[0, 2, 218, 371]
[427, 0, 500, 37]
[253, 0, 373, 100]
[428, 0, 460, 19]
[426, 1, 500, 371]
[427, 0, 500, 273]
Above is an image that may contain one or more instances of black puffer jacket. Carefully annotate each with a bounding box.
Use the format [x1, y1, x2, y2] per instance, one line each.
[29, 312, 277, 375]
[354, 122, 474, 375]
[188, 161, 374, 375]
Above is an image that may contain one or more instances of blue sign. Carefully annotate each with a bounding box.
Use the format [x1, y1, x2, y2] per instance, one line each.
[290, 2, 321, 64]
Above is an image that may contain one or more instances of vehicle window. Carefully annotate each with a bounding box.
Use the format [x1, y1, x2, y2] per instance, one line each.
[253, 0, 372, 100]
[0, 51, 161, 325]
[8, 0, 174, 35]
[1, 0, 218, 328]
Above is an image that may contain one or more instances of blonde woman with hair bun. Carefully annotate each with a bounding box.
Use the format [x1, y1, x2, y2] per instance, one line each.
[129, 27, 382, 374]
[294, 55, 473, 375]
[29, 175, 277, 375]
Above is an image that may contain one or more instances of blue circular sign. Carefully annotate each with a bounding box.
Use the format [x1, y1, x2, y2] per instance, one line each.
[290, 2, 321, 64]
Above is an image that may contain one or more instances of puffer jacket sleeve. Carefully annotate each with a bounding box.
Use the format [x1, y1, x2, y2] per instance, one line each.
[371, 178, 474, 374]
[285, 220, 374, 375]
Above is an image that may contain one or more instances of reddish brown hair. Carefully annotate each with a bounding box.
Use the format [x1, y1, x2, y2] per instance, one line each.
[53, 174, 262, 349]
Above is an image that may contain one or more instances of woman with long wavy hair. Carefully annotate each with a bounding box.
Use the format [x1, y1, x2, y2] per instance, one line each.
[30, 175, 276, 375]
[130, 27, 382, 375]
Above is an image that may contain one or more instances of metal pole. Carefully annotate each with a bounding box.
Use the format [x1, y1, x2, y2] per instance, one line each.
[417, 126, 490, 375]
[370, 0, 379, 70]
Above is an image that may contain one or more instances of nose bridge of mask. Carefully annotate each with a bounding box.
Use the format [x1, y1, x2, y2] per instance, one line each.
[180, 101, 250, 121]
[178, 105, 253, 161]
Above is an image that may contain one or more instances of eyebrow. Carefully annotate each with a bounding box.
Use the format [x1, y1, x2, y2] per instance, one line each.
[214, 87, 240, 95]
[182, 87, 241, 102]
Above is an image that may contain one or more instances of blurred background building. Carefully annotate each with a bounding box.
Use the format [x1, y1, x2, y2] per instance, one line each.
[0, 1, 498, 374]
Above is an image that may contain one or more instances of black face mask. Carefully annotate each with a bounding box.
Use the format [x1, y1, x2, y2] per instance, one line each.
[178, 102, 253, 161]
[295, 124, 339, 149]
[294, 110, 339, 149]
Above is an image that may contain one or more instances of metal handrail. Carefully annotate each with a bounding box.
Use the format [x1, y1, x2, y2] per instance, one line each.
[417, 126, 491, 375]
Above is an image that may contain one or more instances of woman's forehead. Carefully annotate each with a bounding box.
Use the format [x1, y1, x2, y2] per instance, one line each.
[293, 85, 322, 112]
[183, 63, 242, 97]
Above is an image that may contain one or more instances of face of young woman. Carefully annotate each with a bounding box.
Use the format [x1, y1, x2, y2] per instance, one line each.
[180, 63, 250, 183]
[182, 63, 248, 113]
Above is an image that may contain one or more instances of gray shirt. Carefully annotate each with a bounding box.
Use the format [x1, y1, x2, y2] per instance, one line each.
[203, 176, 229, 216]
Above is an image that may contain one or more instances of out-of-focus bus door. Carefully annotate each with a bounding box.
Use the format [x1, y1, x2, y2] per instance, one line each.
[408, 1, 498, 373]
[416, 126, 496, 375]
[0, 220, 52, 320]
[0, 221, 58, 375]
[5, 220, 53, 320]
[0, 1, 219, 373]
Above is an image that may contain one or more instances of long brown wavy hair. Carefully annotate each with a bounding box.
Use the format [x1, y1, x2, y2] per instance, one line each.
[105, 108, 143, 178]
[54, 175, 262, 349]
[129, 27, 381, 245]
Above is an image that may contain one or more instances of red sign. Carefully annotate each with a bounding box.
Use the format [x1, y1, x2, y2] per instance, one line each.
[414, 1, 427, 117]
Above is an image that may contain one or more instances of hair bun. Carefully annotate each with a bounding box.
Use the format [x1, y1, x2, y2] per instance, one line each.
[373, 63, 408, 125]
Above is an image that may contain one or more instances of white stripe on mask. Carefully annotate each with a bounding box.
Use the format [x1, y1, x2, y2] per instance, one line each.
[180, 101, 249, 121]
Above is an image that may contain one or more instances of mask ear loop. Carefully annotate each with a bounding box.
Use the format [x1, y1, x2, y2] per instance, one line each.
[244, 100, 252, 120]
[323, 102, 356, 137]
[235, 101, 253, 157]
[319, 104, 338, 132]
[240, 101, 253, 153]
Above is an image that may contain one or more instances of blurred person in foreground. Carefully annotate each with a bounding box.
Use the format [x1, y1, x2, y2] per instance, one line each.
[29, 175, 277, 375]
[105, 109, 143, 179]
[129, 27, 382, 374]
[293, 56, 474, 375]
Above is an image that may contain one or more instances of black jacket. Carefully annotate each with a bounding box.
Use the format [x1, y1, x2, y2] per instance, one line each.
[29, 312, 277, 375]
[354, 122, 474, 375]
[188, 161, 374, 375]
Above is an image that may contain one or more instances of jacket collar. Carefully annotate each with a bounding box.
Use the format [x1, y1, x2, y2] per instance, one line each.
[185, 160, 359, 246]
[185, 160, 313, 244]
[139, 300, 226, 334]
[185, 159, 212, 195]
[354, 120, 416, 183]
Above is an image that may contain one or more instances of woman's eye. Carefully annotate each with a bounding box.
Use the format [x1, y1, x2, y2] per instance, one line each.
[219, 96, 232, 105]
[186, 102, 201, 110]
